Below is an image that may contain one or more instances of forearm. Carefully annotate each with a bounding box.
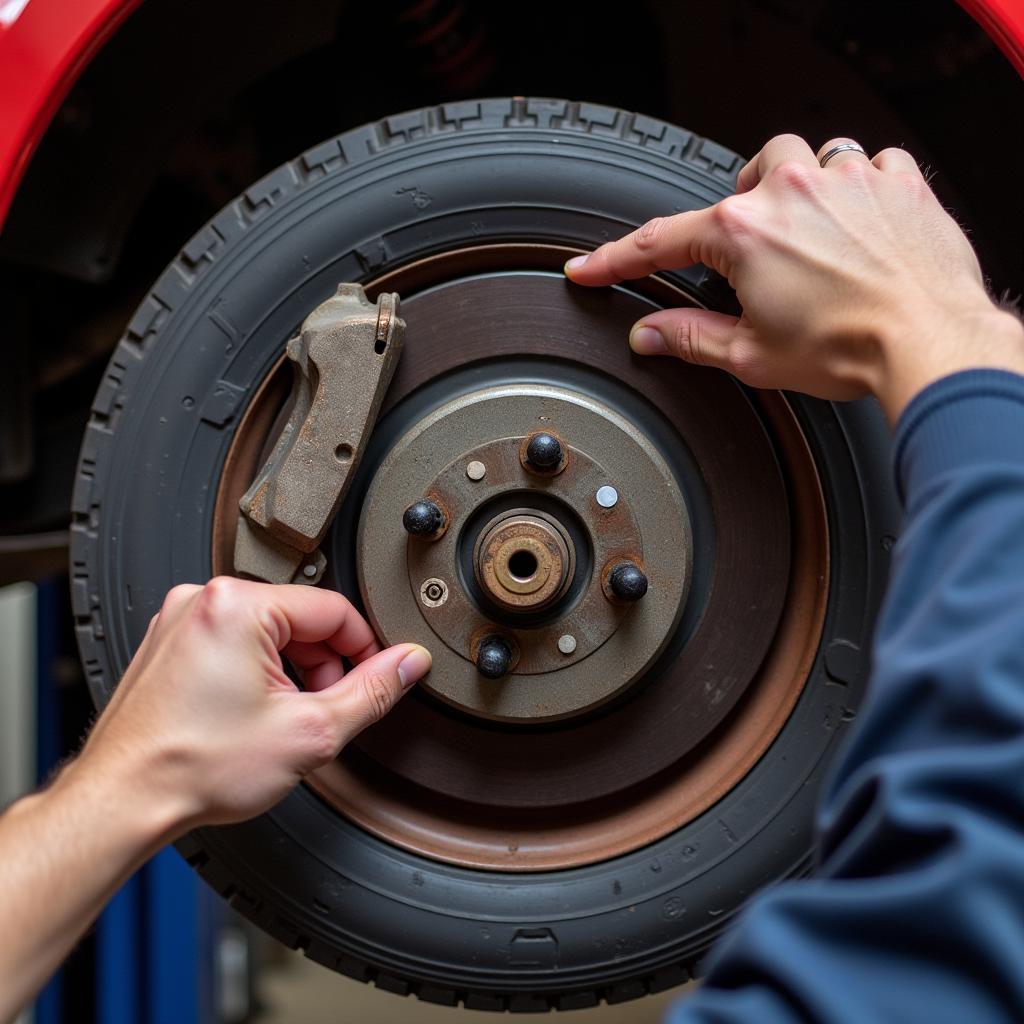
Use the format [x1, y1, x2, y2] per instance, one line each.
[668, 370, 1024, 1023]
[0, 753, 180, 1023]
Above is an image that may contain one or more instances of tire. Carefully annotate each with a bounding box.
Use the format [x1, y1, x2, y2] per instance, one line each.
[70, 98, 900, 1011]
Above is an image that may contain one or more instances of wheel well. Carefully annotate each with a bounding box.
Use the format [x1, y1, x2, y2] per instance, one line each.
[0, 0, 1019, 572]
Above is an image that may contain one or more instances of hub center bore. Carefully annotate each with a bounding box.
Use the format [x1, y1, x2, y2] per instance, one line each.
[474, 511, 575, 611]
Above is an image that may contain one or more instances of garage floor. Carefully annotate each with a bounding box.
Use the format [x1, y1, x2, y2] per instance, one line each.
[253, 948, 691, 1023]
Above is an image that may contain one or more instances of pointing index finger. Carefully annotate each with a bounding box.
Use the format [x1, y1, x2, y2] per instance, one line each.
[564, 209, 716, 288]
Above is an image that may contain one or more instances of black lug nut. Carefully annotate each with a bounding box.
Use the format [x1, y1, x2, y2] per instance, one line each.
[403, 499, 445, 538]
[525, 432, 563, 470]
[476, 637, 513, 679]
[609, 561, 649, 602]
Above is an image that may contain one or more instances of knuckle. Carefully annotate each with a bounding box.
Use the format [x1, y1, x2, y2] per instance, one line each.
[876, 146, 906, 164]
[196, 575, 241, 619]
[204, 575, 239, 597]
[711, 196, 751, 238]
[632, 217, 665, 252]
[895, 170, 928, 199]
[360, 672, 395, 723]
[163, 583, 198, 612]
[884, 146, 919, 165]
[837, 158, 872, 185]
[771, 159, 818, 194]
[671, 319, 702, 365]
[772, 132, 806, 149]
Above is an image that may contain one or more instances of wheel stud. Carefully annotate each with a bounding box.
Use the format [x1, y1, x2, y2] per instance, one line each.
[608, 561, 648, 602]
[524, 432, 563, 471]
[403, 499, 446, 538]
[476, 636, 513, 679]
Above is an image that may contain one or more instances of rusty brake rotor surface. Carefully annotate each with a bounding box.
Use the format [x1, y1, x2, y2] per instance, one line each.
[212, 244, 828, 870]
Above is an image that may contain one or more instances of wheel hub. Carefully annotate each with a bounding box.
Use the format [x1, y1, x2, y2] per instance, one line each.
[475, 509, 574, 612]
[359, 384, 691, 722]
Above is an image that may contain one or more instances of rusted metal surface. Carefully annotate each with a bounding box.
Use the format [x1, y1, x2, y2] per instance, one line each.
[234, 284, 404, 584]
[520, 431, 567, 476]
[475, 511, 574, 611]
[211, 243, 828, 870]
[358, 387, 690, 721]
[470, 629, 521, 677]
[602, 557, 649, 604]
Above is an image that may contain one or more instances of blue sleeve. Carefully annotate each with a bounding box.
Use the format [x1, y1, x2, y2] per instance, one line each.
[667, 369, 1024, 1024]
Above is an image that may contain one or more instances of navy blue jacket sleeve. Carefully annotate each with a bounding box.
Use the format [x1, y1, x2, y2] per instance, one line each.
[666, 369, 1024, 1024]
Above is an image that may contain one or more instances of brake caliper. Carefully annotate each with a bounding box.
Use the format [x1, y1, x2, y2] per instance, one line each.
[233, 284, 404, 584]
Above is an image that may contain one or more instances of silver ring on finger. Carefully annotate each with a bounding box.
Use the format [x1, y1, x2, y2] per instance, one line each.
[819, 142, 868, 167]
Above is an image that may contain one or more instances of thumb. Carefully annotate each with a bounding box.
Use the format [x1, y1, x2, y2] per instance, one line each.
[629, 308, 741, 372]
[315, 643, 432, 745]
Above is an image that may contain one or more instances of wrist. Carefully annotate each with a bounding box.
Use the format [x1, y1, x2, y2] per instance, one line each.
[65, 742, 197, 854]
[872, 294, 1024, 423]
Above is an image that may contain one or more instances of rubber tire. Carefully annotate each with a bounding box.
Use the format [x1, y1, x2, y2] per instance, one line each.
[70, 98, 900, 1011]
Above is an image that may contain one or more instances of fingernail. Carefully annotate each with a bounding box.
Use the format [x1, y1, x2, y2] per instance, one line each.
[564, 254, 589, 273]
[398, 645, 432, 688]
[630, 325, 668, 355]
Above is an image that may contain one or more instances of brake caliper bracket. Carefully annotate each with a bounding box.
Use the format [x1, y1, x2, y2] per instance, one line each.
[233, 284, 405, 584]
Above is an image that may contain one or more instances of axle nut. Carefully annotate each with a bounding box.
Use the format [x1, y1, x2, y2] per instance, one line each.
[524, 432, 563, 471]
[608, 561, 649, 602]
[403, 499, 445, 538]
[476, 637, 513, 679]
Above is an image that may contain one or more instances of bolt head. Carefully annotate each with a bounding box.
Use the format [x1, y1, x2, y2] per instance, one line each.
[595, 485, 619, 508]
[525, 432, 563, 470]
[476, 637, 513, 679]
[466, 460, 486, 481]
[403, 499, 445, 537]
[609, 561, 648, 601]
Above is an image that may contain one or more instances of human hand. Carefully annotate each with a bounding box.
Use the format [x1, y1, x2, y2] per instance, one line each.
[77, 577, 431, 835]
[565, 134, 1024, 421]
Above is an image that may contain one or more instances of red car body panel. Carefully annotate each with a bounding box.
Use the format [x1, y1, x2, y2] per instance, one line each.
[0, 0, 1021, 230]
[0, 0, 141, 227]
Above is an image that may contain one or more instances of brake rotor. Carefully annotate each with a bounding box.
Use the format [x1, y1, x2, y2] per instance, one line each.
[212, 244, 828, 870]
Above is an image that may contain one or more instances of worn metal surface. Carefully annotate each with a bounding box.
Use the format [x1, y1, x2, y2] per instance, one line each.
[212, 244, 828, 869]
[234, 284, 403, 583]
[357, 386, 690, 721]
[521, 431, 566, 475]
[474, 510, 574, 611]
